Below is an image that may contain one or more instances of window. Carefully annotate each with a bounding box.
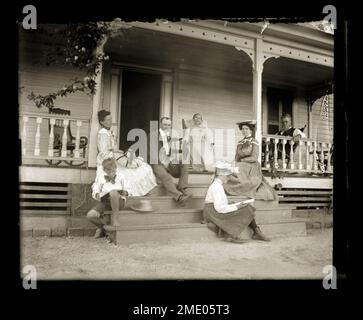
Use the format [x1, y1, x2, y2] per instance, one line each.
[266, 87, 294, 134]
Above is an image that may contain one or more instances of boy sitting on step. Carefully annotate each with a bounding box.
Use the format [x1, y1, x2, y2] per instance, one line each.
[87, 158, 128, 238]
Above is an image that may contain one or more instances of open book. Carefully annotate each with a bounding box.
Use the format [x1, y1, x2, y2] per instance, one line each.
[233, 198, 255, 206]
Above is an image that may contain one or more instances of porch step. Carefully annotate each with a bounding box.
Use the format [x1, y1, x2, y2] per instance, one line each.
[104, 223, 215, 245]
[104, 219, 307, 245]
[148, 183, 211, 197]
[124, 195, 279, 211]
[107, 207, 293, 227]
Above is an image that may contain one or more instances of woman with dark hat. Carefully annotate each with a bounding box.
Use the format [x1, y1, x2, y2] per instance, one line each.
[203, 161, 270, 242]
[223, 120, 278, 201]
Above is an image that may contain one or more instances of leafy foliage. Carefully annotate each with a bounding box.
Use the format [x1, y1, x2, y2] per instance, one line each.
[27, 21, 128, 109]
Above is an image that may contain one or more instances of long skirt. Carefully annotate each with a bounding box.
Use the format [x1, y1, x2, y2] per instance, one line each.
[203, 203, 255, 238]
[96, 162, 157, 197]
[223, 161, 278, 201]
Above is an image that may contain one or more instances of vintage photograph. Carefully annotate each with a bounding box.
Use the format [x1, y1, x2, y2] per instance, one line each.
[19, 15, 335, 281]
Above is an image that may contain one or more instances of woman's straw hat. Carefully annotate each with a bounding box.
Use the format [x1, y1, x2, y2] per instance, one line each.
[214, 161, 238, 176]
[129, 200, 154, 213]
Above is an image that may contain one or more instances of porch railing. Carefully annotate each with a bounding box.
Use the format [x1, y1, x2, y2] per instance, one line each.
[20, 113, 90, 165]
[261, 134, 333, 174]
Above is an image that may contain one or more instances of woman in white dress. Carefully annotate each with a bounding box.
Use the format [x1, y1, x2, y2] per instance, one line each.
[183, 113, 215, 172]
[96, 110, 157, 196]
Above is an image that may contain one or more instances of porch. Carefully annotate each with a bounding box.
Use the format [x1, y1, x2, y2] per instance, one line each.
[18, 20, 334, 243]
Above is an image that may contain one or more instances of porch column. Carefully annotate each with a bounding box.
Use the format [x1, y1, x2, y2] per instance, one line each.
[87, 37, 108, 168]
[252, 39, 264, 163]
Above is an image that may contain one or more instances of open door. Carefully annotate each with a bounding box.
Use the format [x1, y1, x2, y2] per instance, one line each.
[119, 69, 162, 151]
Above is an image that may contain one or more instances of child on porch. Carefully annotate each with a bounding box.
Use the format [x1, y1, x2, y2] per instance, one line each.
[87, 158, 128, 238]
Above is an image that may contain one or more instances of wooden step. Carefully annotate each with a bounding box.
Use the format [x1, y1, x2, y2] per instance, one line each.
[110, 209, 202, 226]
[104, 219, 306, 245]
[148, 183, 211, 197]
[124, 196, 279, 211]
[108, 207, 292, 227]
[104, 223, 216, 245]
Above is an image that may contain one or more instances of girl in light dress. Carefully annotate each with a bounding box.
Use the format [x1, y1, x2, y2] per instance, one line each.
[96, 110, 157, 196]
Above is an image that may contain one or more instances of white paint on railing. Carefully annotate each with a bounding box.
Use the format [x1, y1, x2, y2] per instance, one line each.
[273, 138, 278, 168]
[298, 140, 303, 170]
[61, 119, 69, 158]
[48, 118, 55, 157]
[20, 114, 89, 162]
[22, 116, 28, 156]
[74, 120, 82, 158]
[265, 138, 270, 169]
[261, 135, 333, 174]
[306, 141, 311, 170]
[313, 141, 318, 171]
[34, 117, 42, 156]
[281, 139, 287, 169]
[289, 140, 294, 169]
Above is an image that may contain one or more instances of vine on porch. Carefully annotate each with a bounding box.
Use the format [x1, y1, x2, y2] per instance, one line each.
[27, 20, 131, 109]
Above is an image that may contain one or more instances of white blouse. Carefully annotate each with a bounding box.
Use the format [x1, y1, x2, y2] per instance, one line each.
[205, 178, 238, 214]
[92, 167, 127, 199]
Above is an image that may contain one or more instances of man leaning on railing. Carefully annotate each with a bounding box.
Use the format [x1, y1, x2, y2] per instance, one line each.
[271, 113, 306, 163]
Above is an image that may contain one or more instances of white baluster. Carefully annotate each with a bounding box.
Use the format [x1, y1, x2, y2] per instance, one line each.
[22, 116, 28, 156]
[313, 141, 318, 171]
[298, 140, 302, 170]
[74, 120, 82, 158]
[265, 138, 270, 169]
[273, 138, 278, 169]
[48, 118, 55, 157]
[34, 117, 42, 156]
[281, 138, 287, 169]
[306, 141, 310, 170]
[320, 142, 325, 172]
[61, 119, 69, 157]
[289, 139, 294, 169]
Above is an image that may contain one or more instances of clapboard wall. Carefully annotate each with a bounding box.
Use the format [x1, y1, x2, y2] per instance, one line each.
[18, 29, 92, 165]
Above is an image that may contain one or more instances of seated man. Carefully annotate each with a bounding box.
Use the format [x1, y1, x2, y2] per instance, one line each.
[273, 113, 306, 162]
[150, 117, 192, 206]
[87, 158, 128, 238]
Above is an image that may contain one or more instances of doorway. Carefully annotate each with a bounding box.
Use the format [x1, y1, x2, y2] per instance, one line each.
[119, 69, 162, 151]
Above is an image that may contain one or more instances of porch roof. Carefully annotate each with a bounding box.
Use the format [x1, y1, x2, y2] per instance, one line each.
[106, 27, 333, 90]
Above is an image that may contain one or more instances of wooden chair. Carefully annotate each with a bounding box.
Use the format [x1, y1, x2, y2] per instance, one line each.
[46, 108, 88, 166]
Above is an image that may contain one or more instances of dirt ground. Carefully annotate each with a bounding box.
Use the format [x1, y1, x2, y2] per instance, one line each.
[21, 228, 332, 280]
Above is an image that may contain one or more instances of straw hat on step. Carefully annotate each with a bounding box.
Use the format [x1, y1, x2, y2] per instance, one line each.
[130, 200, 154, 213]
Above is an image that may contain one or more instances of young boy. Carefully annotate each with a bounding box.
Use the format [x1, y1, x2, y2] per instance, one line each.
[87, 158, 128, 238]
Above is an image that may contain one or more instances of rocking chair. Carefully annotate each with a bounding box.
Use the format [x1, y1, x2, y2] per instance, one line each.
[46, 108, 88, 167]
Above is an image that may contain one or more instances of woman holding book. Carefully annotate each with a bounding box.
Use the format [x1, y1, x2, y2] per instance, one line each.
[203, 161, 270, 243]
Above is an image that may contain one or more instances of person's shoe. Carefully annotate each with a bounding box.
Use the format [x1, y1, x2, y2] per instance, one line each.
[252, 227, 271, 241]
[206, 222, 218, 233]
[177, 193, 192, 207]
[226, 237, 246, 244]
[177, 187, 190, 196]
[94, 227, 105, 239]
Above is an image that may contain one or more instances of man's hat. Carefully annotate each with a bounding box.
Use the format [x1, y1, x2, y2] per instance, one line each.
[129, 200, 154, 213]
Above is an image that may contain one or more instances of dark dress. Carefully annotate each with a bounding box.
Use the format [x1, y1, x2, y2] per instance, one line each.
[203, 203, 256, 238]
[223, 136, 278, 201]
